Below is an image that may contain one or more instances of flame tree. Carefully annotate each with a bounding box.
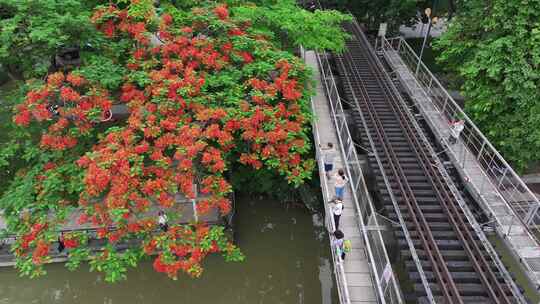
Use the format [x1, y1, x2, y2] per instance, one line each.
[0, 1, 349, 282]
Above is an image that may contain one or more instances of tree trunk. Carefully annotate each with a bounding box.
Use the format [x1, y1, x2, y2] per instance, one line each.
[448, 0, 456, 20]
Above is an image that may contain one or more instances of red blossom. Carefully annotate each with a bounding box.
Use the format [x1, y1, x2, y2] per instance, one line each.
[103, 20, 116, 38]
[67, 73, 86, 87]
[213, 5, 229, 20]
[239, 51, 253, 64]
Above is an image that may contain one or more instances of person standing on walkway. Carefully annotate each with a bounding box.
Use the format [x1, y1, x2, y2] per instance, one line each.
[329, 198, 344, 230]
[333, 230, 346, 261]
[158, 211, 168, 232]
[333, 169, 348, 200]
[448, 119, 464, 145]
[320, 142, 337, 178]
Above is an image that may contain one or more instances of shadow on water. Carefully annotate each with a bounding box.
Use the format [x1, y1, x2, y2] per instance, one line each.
[0, 196, 338, 304]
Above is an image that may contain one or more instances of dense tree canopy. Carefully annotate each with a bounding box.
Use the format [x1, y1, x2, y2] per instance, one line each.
[0, 0, 349, 282]
[435, 0, 540, 170]
[324, 0, 424, 31]
[0, 0, 98, 79]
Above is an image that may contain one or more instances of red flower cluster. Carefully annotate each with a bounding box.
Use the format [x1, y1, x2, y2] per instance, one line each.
[213, 5, 229, 20]
[14, 72, 112, 151]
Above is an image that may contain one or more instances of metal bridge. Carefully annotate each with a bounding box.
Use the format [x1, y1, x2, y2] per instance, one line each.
[308, 19, 540, 304]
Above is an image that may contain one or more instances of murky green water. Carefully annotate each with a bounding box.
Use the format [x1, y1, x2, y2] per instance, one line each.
[0, 197, 337, 304]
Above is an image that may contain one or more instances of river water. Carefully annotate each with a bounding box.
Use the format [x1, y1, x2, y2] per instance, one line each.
[0, 197, 337, 304]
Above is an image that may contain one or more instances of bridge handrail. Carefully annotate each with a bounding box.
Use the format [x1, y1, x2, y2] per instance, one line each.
[307, 48, 404, 303]
[380, 36, 540, 284]
[382, 36, 540, 224]
[304, 49, 352, 304]
[376, 36, 528, 303]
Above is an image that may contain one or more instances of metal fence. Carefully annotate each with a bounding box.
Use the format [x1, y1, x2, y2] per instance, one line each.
[308, 48, 405, 304]
[380, 36, 540, 284]
[305, 51, 351, 304]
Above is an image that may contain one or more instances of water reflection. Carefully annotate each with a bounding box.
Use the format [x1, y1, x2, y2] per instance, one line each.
[0, 197, 337, 304]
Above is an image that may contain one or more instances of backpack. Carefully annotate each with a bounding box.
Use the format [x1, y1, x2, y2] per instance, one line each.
[343, 239, 352, 253]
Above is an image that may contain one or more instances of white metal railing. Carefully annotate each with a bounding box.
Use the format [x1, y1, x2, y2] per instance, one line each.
[381, 37, 540, 227]
[304, 49, 352, 304]
[371, 36, 528, 302]
[307, 48, 405, 304]
[380, 36, 540, 285]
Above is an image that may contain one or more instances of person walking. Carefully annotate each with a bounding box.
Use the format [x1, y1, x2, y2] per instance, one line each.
[333, 230, 346, 261]
[333, 169, 348, 200]
[320, 142, 337, 178]
[329, 198, 344, 230]
[57, 233, 65, 253]
[158, 211, 168, 232]
[448, 119, 464, 145]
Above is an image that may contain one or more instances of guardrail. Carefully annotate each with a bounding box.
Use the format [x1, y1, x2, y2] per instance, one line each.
[375, 35, 528, 303]
[381, 37, 540, 229]
[304, 50, 352, 304]
[306, 47, 404, 304]
[379, 36, 540, 286]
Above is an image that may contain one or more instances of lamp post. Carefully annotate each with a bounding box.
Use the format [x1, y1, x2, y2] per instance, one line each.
[416, 7, 438, 76]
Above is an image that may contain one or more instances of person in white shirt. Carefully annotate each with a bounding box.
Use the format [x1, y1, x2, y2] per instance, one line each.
[329, 198, 344, 230]
[333, 169, 348, 200]
[320, 142, 337, 178]
[448, 119, 465, 145]
[333, 229, 346, 261]
[158, 211, 168, 232]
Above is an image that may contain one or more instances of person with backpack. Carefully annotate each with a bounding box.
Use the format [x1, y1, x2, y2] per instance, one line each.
[329, 198, 344, 230]
[320, 142, 337, 178]
[333, 169, 348, 200]
[333, 230, 346, 261]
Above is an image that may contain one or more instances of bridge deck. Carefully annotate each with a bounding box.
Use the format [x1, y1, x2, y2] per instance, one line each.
[383, 47, 540, 287]
[305, 50, 377, 304]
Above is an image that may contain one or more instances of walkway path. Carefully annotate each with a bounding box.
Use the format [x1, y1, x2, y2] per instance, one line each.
[382, 42, 540, 288]
[305, 50, 377, 304]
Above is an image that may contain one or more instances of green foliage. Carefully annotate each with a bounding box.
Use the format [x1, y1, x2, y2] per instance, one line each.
[229, 0, 351, 51]
[89, 246, 142, 282]
[230, 165, 299, 202]
[326, 0, 422, 31]
[76, 55, 128, 91]
[434, 0, 540, 170]
[65, 247, 91, 271]
[0, 0, 98, 79]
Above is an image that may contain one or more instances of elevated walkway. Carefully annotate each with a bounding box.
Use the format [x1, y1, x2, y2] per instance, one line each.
[304, 48, 404, 304]
[379, 36, 540, 288]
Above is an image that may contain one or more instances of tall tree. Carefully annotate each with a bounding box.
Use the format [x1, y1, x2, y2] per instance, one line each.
[434, 0, 540, 170]
[0, 0, 350, 282]
[0, 0, 99, 79]
[323, 0, 422, 31]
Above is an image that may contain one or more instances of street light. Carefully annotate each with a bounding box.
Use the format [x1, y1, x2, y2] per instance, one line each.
[416, 7, 438, 75]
